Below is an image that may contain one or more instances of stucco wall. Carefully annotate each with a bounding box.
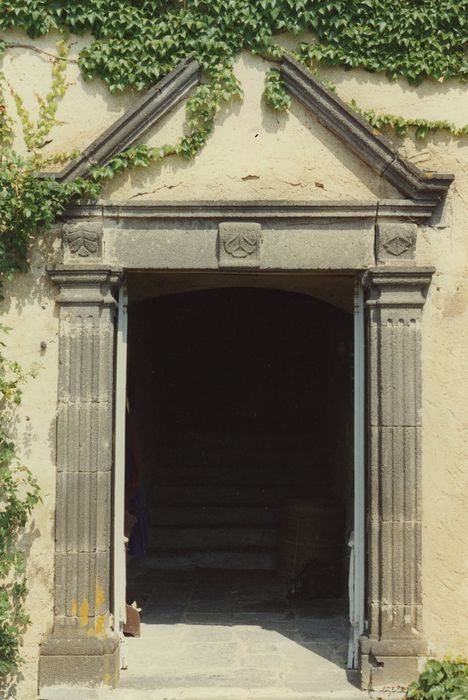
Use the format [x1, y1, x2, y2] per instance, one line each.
[1, 29, 468, 699]
[0, 234, 60, 700]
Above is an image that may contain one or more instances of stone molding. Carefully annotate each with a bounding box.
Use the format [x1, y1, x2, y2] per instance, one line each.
[48, 266, 121, 305]
[45, 53, 452, 207]
[62, 199, 438, 222]
[359, 266, 433, 691]
[40, 265, 122, 692]
[365, 267, 434, 308]
[280, 56, 453, 202]
[56, 57, 201, 182]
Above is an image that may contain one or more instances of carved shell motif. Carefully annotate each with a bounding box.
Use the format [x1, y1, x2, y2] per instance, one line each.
[64, 224, 100, 258]
[223, 231, 257, 258]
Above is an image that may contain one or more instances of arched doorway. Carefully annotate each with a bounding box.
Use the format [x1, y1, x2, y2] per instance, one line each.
[118, 277, 359, 693]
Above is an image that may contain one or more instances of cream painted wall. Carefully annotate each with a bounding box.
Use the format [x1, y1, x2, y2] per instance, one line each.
[0, 233, 61, 700]
[1, 29, 468, 699]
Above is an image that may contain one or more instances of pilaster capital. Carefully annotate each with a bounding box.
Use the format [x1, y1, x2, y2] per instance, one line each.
[363, 266, 434, 309]
[47, 265, 122, 305]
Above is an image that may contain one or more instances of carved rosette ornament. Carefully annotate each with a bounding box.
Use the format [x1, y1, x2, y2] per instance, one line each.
[63, 221, 103, 260]
[218, 222, 261, 268]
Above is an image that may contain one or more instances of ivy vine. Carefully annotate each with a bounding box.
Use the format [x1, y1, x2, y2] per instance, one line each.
[0, 324, 41, 677]
[0, 1, 467, 679]
[1, 1, 467, 89]
[349, 100, 468, 140]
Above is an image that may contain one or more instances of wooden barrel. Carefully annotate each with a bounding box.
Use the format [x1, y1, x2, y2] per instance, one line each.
[277, 498, 344, 586]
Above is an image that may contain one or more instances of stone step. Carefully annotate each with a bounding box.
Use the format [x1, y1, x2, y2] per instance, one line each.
[142, 548, 276, 570]
[69, 684, 370, 700]
[149, 526, 277, 550]
[101, 692, 367, 700]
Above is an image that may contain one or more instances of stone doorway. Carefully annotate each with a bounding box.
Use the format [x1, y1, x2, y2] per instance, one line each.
[39, 201, 433, 697]
[118, 275, 360, 697]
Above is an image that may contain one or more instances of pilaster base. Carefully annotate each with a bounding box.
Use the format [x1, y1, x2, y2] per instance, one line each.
[39, 631, 120, 692]
[359, 636, 426, 691]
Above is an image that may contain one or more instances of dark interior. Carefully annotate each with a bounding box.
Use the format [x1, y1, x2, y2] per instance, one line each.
[125, 285, 353, 589]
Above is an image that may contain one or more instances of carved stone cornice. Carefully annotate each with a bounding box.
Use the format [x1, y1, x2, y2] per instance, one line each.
[47, 266, 122, 305]
[55, 57, 201, 182]
[364, 267, 434, 308]
[62, 198, 438, 222]
[280, 56, 453, 202]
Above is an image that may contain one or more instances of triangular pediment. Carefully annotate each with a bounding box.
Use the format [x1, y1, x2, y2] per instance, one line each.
[55, 55, 453, 205]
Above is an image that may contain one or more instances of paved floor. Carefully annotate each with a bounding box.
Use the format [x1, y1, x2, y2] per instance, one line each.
[104, 568, 367, 700]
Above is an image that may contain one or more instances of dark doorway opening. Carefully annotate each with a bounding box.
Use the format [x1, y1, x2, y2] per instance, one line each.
[121, 279, 358, 693]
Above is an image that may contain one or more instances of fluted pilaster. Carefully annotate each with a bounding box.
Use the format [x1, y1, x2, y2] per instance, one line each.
[40, 266, 122, 691]
[359, 267, 433, 690]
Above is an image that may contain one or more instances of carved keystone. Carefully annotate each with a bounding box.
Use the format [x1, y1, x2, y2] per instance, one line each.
[377, 222, 416, 262]
[63, 221, 103, 261]
[218, 222, 261, 268]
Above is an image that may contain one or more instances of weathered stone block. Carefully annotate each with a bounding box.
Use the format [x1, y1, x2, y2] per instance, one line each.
[377, 223, 417, 262]
[218, 222, 262, 268]
[63, 221, 103, 262]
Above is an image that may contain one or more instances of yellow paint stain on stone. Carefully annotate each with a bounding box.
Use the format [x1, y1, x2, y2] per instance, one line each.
[70, 599, 78, 617]
[95, 581, 105, 611]
[87, 627, 96, 637]
[95, 614, 106, 635]
[79, 598, 89, 627]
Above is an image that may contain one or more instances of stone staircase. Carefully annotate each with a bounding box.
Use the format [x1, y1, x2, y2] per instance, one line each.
[144, 483, 314, 570]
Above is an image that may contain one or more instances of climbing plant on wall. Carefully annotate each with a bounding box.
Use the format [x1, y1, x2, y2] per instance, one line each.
[0, 1, 466, 260]
[0, 0, 467, 675]
[0, 324, 41, 677]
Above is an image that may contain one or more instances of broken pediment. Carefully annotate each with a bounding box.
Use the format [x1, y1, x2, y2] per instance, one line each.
[54, 53, 453, 208]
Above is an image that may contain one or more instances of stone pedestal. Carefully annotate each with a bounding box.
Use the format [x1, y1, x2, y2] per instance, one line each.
[359, 267, 434, 690]
[39, 266, 122, 692]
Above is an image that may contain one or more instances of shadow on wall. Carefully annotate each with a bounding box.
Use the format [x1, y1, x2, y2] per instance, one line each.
[0, 231, 61, 318]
